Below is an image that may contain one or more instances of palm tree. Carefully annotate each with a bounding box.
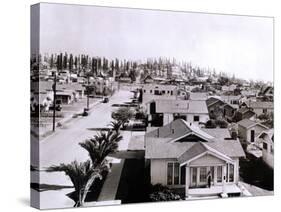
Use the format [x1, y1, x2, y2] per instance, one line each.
[47, 130, 122, 207]
[78, 130, 123, 204]
[46, 160, 97, 207]
[108, 120, 122, 133]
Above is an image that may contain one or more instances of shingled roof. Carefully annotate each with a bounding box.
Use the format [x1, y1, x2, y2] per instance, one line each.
[149, 99, 209, 114]
[237, 119, 268, 129]
[145, 119, 245, 159]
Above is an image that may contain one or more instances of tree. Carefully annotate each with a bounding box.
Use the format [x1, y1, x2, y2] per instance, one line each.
[47, 130, 122, 207]
[63, 52, 68, 70]
[69, 54, 74, 71]
[47, 160, 96, 207]
[78, 130, 122, 204]
[205, 119, 216, 128]
[108, 120, 122, 133]
[112, 107, 134, 128]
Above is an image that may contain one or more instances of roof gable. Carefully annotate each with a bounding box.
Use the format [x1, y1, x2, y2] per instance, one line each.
[178, 142, 234, 166]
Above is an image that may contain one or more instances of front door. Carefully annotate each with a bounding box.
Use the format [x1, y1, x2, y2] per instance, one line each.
[198, 167, 208, 187]
[190, 167, 215, 188]
[251, 130, 255, 142]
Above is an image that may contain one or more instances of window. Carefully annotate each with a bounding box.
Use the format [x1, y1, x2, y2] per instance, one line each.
[167, 163, 173, 185]
[190, 167, 196, 182]
[167, 162, 185, 185]
[150, 90, 152, 93]
[174, 163, 180, 185]
[143, 89, 146, 93]
[229, 164, 234, 182]
[193, 116, 200, 122]
[270, 145, 274, 154]
[263, 109, 267, 113]
[217, 166, 222, 183]
[171, 91, 173, 95]
[180, 166, 186, 185]
[263, 142, 268, 150]
[162, 90, 165, 94]
[200, 167, 207, 183]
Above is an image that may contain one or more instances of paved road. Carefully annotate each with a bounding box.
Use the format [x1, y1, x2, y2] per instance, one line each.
[39, 89, 133, 167]
[32, 89, 134, 209]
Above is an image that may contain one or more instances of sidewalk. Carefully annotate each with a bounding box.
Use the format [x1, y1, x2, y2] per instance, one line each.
[97, 159, 125, 202]
[32, 98, 101, 139]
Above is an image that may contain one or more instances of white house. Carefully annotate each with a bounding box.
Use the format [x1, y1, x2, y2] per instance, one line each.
[146, 99, 209, 127]
[259, 129, 274, 168]
[237, 119, 269, 144]
[145, 119, 245, 198]
[142, 84, 178, 104]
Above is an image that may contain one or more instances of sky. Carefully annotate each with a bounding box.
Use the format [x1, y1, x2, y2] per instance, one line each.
[38, 3, 274, 82]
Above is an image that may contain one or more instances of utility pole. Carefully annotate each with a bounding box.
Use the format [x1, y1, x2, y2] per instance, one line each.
[87, 73, 90, 110]
[52, 71, 57, 131]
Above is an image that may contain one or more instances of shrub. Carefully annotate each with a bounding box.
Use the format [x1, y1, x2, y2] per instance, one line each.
[205, 120, 216, 128]
[149, 184, 181, 202]
[215, 119, 228, 128]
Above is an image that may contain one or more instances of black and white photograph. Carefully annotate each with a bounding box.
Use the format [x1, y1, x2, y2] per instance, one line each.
[30, 2, 274, 209]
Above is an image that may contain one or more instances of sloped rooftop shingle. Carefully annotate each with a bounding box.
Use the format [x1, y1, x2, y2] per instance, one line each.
[152, 99, 208, 114]
[178, 142, 207, 164]
[145, 119, 245, 159]
[237, 119, 268, 129]
[249, 101, 273, 109]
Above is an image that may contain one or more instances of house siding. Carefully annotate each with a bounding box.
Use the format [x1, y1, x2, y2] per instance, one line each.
[150, 156, 240, 186]
[150, 159, 177, 185]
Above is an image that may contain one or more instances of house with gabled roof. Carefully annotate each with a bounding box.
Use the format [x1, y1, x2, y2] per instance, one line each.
[146, 99, 209, 127]
[237, 119, 268, 144]
[259, 129, 274, 168]
[206, 97, 236, 120]
[232, 108, 256, 122]
[247, 101, 273, 116]
[145, 119, 245, 198]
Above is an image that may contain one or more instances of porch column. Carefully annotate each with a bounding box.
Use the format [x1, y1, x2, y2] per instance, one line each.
[222, 164, 227, 197]
[185, 165, 190, 198]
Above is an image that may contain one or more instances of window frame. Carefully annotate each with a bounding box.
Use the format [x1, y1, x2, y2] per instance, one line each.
[193, 115, 200, 122]
[167, 162, 185, 186]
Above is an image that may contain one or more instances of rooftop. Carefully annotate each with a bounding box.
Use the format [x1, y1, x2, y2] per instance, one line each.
[145, 119, 245, 159]
[149, 99, 209, 114]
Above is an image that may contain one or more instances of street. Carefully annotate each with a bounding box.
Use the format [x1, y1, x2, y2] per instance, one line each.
[32, 89, 134, 209]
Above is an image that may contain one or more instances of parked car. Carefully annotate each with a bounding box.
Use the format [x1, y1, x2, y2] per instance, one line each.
[103, 97, 109, 103]
[49, 104, 62, 111]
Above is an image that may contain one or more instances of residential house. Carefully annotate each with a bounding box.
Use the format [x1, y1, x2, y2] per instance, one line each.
[142, 84, 177, 104]
[146, 99, 209, 127]
[206, 97, 236, 120]
[221, 84, 237, 93]
[220, 95, 241, 107]
[232, 108, 256, 122]
[237, 119, 268, 144]
[248, 101, 273, 116]
[259, 129, 274, 168]
[142, 75, 155, 84]
[145, 119, 245, 198]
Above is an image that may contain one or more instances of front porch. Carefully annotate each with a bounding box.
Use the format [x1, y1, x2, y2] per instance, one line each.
[187, 184, 242, 198]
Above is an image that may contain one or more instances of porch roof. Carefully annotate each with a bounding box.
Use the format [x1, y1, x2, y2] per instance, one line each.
[178, 142, 234, 165]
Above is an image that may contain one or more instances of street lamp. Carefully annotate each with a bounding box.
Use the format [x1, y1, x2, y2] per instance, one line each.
[52, 70, 57, 132]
